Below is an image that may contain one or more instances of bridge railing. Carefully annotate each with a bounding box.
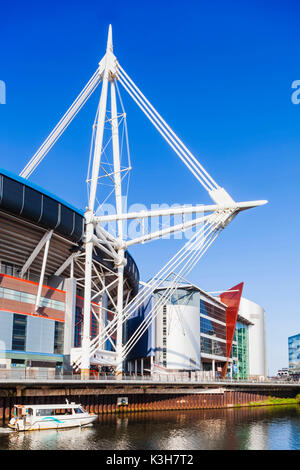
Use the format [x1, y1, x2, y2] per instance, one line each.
[0, 368, 299, 385]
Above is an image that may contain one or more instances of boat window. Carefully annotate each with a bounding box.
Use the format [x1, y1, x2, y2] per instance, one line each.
[36, 409, 53, 417]
[53, 409, 72, 415]
[27, 408, 33, 416]
[74, 408, 84, 414]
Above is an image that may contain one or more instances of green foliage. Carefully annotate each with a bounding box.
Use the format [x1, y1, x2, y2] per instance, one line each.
[295, 394, 300, 403]
[247, 397, 299, 407]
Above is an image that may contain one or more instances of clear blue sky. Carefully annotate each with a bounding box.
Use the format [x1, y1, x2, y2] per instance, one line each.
[1, 0, 300, 375]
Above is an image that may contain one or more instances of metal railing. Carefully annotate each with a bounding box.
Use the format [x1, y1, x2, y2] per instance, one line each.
[0, 369, 300, 385]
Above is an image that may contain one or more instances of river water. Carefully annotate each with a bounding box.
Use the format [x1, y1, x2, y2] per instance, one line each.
[0, 405, 299, 450]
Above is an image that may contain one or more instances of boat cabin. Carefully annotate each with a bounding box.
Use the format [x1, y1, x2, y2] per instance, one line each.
[13, 403, 87, 418]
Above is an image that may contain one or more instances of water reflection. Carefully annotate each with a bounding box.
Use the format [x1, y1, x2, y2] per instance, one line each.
[0, 405, 299, 450]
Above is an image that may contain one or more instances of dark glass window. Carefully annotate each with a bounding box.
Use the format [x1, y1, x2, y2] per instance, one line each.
[201, 336, 212, 354]
[54, 321, 64, 354]
[11, 358, 25, 366]
[74, 306, 98, 348]
[12, 314, 27, 351]
[200, 317, 226, 341]
[200, 336, 226, 357]
[74, 307, 83, 347]
[200, 300, 226, 323]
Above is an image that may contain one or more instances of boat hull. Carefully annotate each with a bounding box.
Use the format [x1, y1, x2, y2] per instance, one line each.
[8, 414, 97, 431]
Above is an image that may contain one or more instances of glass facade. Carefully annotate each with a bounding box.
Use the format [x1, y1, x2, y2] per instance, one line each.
[200, 317, 227, 341]
[288, 334, 300, 371]
[156, 288, 198, 307]
[233, 322, 249, 379]
[200, 299, 226, 323]
[200, 336, 225, 356]
[200, 299, 227, 358]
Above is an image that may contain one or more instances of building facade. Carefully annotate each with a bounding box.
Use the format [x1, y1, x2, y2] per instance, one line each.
[126, 281, 267, 380]
[288, 334, 300, 375]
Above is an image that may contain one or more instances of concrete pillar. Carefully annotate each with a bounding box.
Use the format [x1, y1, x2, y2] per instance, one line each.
[134, 359, 137, 375]
[141, 358, 144, 376]
[212, 360, 215, 379]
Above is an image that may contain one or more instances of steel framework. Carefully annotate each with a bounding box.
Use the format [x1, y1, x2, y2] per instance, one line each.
[20, 26, 267, 377]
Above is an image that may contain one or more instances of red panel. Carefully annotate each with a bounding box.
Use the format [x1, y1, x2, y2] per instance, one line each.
[220, 282, 244, 359]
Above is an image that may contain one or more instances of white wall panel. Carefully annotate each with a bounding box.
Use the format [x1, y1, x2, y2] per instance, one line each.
[239, 297, 267, 377]
[26, 316, 55, 354]
[167, 305, 201, 370]
[0, 311, 13, 350]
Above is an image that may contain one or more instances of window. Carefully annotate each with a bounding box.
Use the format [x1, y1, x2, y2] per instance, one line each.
[1, 261, 14, 276]
[201, 337, 212, 354]
[74, 306, 99, 348]
[12, 314, 27, 351]
[74, 307, 83, 347]
[54, 322, 64, 354]
[11, 359, 25, 367]
[200, 317, 227, 341]
[0, 286, 65, 311]
[36, 409, 53, 417]
[200, 300, 226, 323]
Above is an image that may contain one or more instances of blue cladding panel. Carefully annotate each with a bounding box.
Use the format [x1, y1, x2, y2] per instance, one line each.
[1, 176, 23, 214]
[58, 205, 75, 238]
[22, 186, 42, 222]
[0, 170, 84, 243]
[39, 195, 60, 228]
[126, 296, 155, 360]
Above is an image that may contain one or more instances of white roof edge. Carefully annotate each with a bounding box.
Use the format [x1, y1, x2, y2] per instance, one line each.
[15, 403, 81, 408]
[153, 282, 227, 308]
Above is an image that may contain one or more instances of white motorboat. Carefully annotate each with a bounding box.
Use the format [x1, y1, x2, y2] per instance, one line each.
[8, 401, 97, 431]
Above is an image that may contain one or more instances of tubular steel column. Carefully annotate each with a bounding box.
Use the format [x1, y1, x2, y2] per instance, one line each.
[111, 78, 125, 377]
[81, 33, 111, 378]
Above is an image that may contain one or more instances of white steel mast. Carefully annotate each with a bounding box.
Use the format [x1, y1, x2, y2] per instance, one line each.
[81, 27, 112, 377]
[110, 36, 126, 377]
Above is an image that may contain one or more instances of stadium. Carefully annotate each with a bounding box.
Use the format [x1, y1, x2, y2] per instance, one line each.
[0, 167, 139, 373]
[0, 26, 267, 379]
